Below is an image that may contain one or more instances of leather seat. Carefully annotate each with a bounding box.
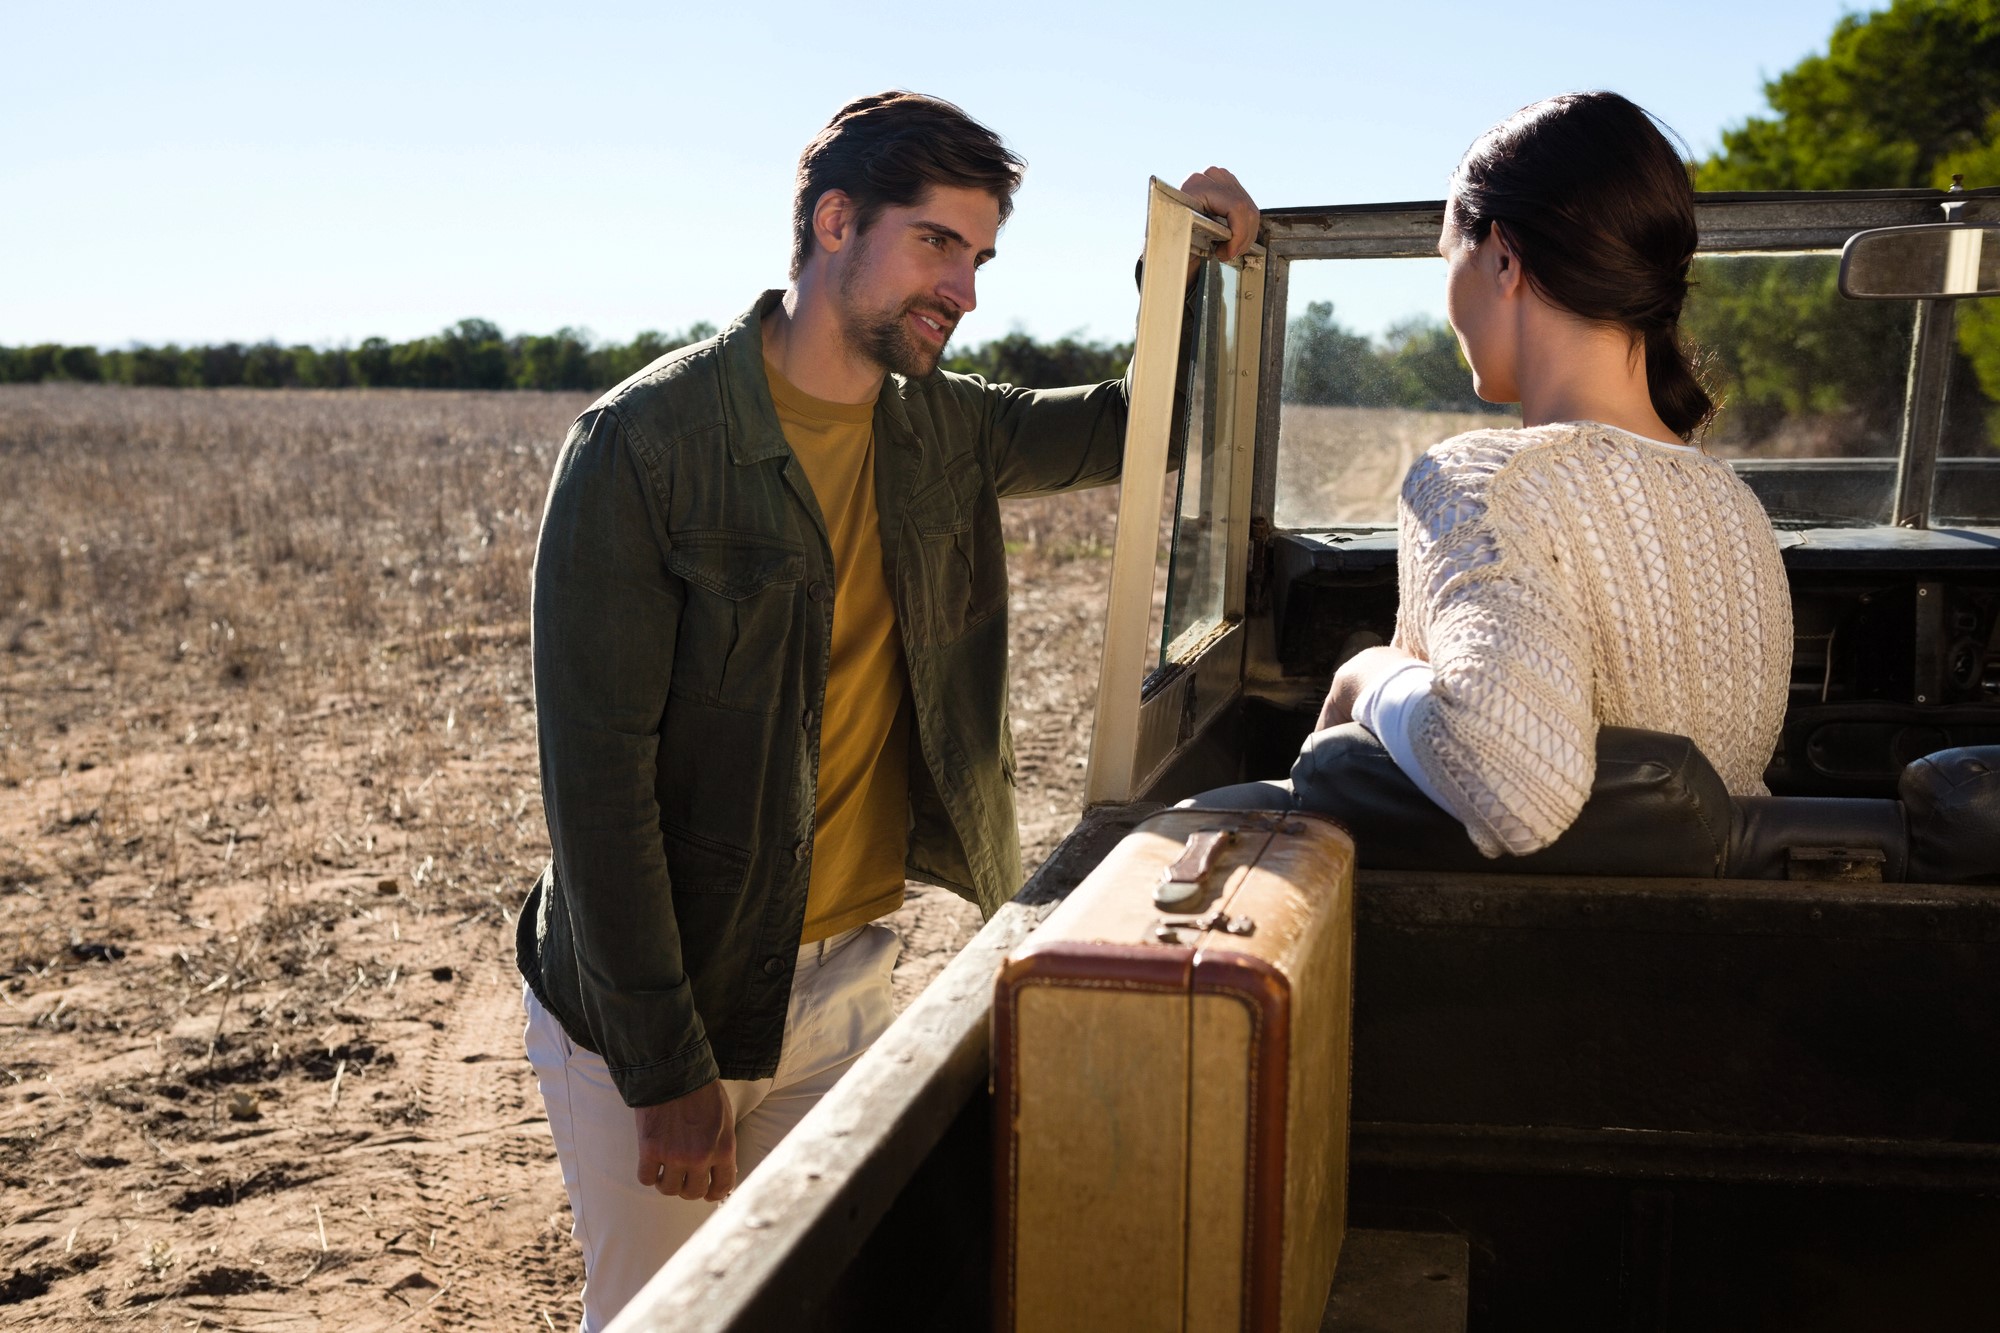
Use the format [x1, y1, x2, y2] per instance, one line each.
[1234, 723, 2000, 885]
[1284, 724, 1731, 878]
[1903, 747, 2000, 885]
[1726, 795, 1907, 880]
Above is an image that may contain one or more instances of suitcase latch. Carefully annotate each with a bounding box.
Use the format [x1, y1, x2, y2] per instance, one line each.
[1151, 909, 1256, 944]
[1154, 828, 1235, 909]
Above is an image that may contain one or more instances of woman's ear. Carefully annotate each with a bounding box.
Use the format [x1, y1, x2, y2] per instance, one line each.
[1488, 221, 1524, 297]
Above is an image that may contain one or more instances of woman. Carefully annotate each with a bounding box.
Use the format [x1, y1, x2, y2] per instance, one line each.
[1268, 92, 1793, 857]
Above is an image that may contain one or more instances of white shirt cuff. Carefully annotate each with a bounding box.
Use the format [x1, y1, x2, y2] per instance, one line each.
[1354, 662, 1452, 810]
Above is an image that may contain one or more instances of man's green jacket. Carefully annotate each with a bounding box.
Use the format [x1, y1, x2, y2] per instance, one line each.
[516, 292, 1134, 1107]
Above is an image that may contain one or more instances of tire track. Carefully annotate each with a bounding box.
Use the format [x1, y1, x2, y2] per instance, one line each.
[410, 963, 581, 1330]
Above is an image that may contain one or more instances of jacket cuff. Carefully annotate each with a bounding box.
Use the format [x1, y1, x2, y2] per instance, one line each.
[607, 1037, 721, 1108]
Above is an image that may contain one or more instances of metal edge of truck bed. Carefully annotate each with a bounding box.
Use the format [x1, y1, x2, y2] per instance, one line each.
[607, 802, 1160, 1332]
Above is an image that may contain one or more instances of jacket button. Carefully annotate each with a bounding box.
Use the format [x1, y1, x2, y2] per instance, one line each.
[793, 839, 811, 862]
[808, 580, 831, 603]
[763, 956, 786, 977]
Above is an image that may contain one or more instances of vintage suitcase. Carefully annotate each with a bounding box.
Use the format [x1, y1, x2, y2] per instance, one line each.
[994, 808, 1356, 1333]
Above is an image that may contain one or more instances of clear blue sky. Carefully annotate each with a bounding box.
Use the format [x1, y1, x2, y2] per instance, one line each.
[3, 1, 1877, 351]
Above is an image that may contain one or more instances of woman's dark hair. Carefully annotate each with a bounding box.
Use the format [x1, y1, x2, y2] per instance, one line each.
[1449, 91, 1715, 440]
[791, 92, 1026, 280]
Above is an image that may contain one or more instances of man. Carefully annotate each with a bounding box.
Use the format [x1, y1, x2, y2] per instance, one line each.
[518, 90, 1257, 1328]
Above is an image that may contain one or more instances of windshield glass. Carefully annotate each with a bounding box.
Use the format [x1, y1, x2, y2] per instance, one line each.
[1272, 250, 2000, 530]
[1274, 258, 1512, 530]
[1935, 309, 2000, 525]
[1686, 252, 1906, 526]
[1159, 257, 1243, 664]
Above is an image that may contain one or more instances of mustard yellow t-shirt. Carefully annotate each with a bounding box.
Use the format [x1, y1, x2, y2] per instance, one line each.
[764, 361, 912, 943]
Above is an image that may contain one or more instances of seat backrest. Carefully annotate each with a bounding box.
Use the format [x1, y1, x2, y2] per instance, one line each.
[1290, 724, 1732, 877]
[1288, 725, 2000, 884]
[1902, 746, 2000, 885]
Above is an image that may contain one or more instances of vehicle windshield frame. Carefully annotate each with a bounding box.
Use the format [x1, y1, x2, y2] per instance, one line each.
[1251, 187, 2000, 538]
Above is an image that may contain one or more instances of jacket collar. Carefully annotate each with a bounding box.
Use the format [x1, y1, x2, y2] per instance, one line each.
[717, 292, 792, 467]
[717, 290, 926, 463]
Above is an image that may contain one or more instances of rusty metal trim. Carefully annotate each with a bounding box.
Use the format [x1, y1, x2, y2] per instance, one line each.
[1260, 189, 2000, 261]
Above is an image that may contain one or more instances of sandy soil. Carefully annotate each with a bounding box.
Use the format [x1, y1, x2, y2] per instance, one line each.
[0, 385, 1118, 1329]
[1273, 403, 1517, 529]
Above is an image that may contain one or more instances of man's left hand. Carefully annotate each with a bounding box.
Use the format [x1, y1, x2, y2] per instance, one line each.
[1179, 167, 1260, 261]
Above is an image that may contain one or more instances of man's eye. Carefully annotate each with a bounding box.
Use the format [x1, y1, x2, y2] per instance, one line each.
[923, 235, 946, 249]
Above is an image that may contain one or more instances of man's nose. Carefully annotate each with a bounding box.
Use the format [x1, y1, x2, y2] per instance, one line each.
[939, 260, 977, 316]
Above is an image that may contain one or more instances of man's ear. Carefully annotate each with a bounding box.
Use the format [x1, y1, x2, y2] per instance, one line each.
[812, 189, 857, 257]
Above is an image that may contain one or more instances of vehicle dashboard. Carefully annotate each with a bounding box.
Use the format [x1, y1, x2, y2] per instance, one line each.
[1262, 521, 2000, 798]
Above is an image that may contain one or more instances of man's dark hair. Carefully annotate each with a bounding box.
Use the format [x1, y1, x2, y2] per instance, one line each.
[790, 92, 1026, 279]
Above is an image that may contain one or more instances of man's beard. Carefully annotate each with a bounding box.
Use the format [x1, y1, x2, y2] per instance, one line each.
[837, 253, 957, 378]
[845, 301, 949, 379]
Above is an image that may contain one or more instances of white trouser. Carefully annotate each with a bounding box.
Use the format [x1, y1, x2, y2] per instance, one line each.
[523, 922, 901, 1332]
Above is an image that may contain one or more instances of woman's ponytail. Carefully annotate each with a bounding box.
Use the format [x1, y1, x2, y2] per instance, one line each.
[1450, 92, 1718, 443]
[1644, 326, 1716, 440]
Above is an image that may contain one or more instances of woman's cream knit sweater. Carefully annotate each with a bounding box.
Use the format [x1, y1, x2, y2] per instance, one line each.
[1381, 422, 1794, 857]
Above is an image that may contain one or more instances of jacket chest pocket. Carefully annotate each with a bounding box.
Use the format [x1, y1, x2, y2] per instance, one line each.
[906, 466, 1007, 646]
[666, 536, 802, 713]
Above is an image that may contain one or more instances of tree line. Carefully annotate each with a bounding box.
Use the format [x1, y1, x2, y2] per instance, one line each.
[1281, 307, 1497, 413]
[0, 320, 719, 392]
[0, 319, 1143, 394]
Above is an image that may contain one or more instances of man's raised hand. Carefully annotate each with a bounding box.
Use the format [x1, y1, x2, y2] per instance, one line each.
[1179, 167, 1260, 261]
[635, 1079, 737, 1203]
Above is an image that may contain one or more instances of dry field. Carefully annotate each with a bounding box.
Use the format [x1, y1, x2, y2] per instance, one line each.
[0, 384, 1120, 1329]
[1274, 403, 1520, 529]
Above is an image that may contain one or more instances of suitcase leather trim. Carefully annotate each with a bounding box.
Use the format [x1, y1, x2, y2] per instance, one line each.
[1196, 951, 1292, 1331]
[993, 938, 1294, 1331]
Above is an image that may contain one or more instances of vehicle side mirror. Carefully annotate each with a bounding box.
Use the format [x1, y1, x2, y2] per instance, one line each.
[1839, 223, 2000, 300]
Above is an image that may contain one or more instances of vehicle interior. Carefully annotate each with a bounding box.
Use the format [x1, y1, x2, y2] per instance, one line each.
[1112, 185, 2000, 877]
[617, 184, 2000, 1333]
[1092, 184, 2000, 1329]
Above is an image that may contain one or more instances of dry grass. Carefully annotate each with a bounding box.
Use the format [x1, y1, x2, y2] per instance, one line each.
[0, 382, 1124, 1327]
[0, 382, 1121, 1057]
[0, 384, 596, 1326]
[1, 383, 574, 941]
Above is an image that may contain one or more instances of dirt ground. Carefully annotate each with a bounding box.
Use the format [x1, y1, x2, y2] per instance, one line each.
[0, 385, 1119, 1329]
[1273, 403, 1516, 530]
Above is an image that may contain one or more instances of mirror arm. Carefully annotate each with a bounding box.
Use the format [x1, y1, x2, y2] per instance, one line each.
[1891, 297, 1959, 531]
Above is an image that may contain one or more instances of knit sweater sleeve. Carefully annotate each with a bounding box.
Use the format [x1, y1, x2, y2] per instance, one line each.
[1395, 434, 1597, 857]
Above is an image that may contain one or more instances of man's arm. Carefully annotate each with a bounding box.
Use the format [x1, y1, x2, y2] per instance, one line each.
[977, 169, 1258, 499]
[533, 408, 735, 1199]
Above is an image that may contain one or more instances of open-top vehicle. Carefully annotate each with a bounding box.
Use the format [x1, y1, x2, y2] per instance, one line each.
[612, 180, 2000, 1332]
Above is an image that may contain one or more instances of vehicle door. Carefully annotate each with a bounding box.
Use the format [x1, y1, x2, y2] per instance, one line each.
[1084, 178, 1265, 804]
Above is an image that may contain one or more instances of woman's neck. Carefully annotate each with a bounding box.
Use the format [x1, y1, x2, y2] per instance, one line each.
[1513, 311, 1679, 442]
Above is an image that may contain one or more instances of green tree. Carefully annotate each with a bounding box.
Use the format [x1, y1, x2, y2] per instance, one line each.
[242, 343, 299, 389]
[349, 337, 394, 387]
[516, 329, 594, 390]
[184, 342, 248, 387]
[1380, 318, 1489, 412]
[943, 330, 1131, 389]
[1699, 0, 2000, 193]
[1281, 302, 1390, 407]
[444, 318, 509, 389]
[1697, 0, 2000, 447]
